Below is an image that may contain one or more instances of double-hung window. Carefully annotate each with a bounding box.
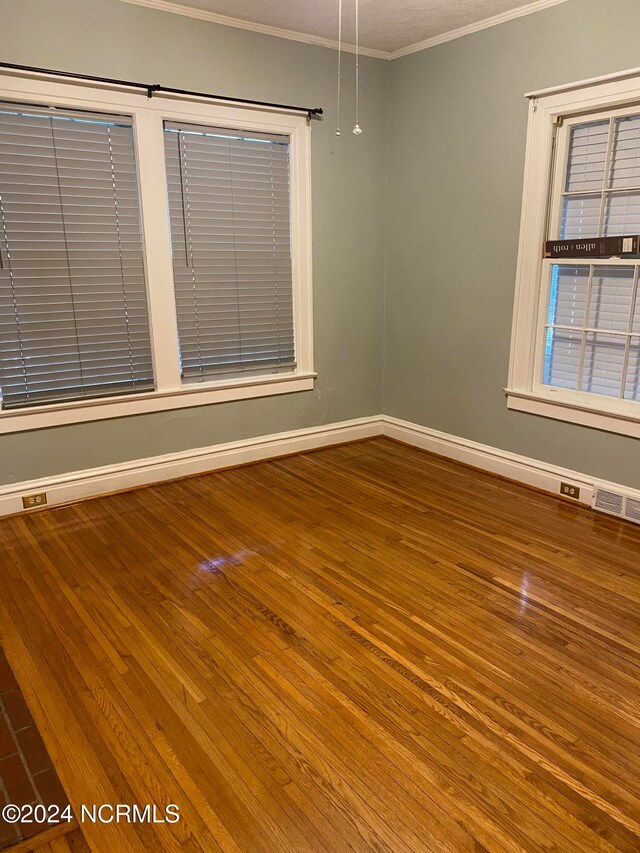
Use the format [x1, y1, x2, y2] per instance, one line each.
[0, 73, 313, 433]
[508, 70, 640, 438]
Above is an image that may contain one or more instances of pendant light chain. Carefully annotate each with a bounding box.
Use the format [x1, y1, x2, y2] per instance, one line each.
[336, 0, 343, 135]
[353, 0, 362, 134]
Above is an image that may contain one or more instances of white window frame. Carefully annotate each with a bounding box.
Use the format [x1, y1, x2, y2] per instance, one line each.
[507, 67, 640, 439]
[0, 71, 315, 434]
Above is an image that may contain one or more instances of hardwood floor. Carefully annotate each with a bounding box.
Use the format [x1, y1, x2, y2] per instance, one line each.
[1, 437, 639, 852]
[36, 829, 89, 853]
[9, 824, 89, 853]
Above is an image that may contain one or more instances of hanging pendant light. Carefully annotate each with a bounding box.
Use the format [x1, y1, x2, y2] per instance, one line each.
[336, 0, 342, 135]
[353, 0, 362, 134]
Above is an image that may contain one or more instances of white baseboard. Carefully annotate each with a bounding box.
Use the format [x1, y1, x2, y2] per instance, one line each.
[3, 412, 638, 521]
[382, 415, 596, 505]
[0, 416, 383, 517]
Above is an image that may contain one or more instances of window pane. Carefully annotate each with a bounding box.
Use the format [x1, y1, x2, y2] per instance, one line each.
[543, 328, 582, 390]
[588, 266, 635, 331]
[624, 337, 640, 401]
[609, 114, 640, 188]
[582, 332, 626, 397]
[565, 120, 609, 192]
[603, 191, 640, 236]
[548, 264, 589, 327]
[560, 194, 600, 239]
[0, 104, 154, 409]
[164, 122, 296, 381]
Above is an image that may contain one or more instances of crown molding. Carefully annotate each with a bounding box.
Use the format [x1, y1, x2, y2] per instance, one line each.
[118, 0, 571, 62]
[117, 0, 389, 59]
[389, 0, 570, 59]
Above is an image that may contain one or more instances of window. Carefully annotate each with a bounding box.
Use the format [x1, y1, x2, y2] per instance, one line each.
[508, 70, 640, 438]
[164, 122, 295, 381]
[0, 73, 313, 434]
[0, 103, 154, 409]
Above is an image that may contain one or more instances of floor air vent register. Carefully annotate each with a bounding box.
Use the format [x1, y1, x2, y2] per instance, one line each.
[593, 488, 640, 525]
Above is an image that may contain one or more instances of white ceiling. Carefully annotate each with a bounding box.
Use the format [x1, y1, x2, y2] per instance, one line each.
[121, 0, 569, 58]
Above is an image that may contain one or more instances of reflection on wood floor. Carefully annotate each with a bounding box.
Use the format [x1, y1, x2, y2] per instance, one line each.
[1, 437, 639, 851]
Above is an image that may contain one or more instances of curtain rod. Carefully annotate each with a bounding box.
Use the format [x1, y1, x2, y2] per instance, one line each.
[0, 61, 324, 118]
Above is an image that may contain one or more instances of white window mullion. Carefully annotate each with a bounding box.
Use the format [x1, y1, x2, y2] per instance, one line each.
[288, 121, 314, 376]
[134, 110, 182, 392]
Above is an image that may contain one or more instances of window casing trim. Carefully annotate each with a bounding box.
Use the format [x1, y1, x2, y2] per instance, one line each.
[0, 72, 314, 433]
[0, 371, 317, 434]
[507, 70, 640, 438]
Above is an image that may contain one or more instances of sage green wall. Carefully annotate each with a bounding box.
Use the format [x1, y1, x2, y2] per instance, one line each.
[384, 0, 640, 489]
[0, 0, 387, 485]
[6, 0, 640, 491]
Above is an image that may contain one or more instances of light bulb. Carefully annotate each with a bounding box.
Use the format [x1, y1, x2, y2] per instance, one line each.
[352, 124, 363, 135]
[336, 129, 341, 136]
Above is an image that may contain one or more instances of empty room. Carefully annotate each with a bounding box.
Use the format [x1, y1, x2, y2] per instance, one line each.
[0, 0, 639, 850]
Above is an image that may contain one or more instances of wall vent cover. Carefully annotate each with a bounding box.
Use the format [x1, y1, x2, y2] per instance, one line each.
[625, 498, 640, 523]
[594, 489, 624, 515]
[592, 487, 640, 525]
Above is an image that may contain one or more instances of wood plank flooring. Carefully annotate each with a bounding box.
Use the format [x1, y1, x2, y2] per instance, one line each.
[34, 828, 89, 853]
[9, 824, 89, 853]
[0, 437, 639, 852]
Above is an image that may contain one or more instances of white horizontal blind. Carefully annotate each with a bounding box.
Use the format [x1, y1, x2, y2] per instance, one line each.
[561, 114, 640, 239]
[164, 121, 295, 381]
[544, 263, 640, 400]
[0, 102, 154, 409]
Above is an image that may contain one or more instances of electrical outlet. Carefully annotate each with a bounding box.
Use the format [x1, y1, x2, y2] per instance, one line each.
[560, 483, 580, 500]
[22, 492, 47, 509]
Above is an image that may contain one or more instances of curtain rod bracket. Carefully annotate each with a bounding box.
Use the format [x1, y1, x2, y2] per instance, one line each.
[147, 84, 161, 99]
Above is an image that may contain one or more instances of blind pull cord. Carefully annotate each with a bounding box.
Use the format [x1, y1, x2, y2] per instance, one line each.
[336, 0, 342, 136]
[353, 0, 363, 135]
[177, 133, 191, 268]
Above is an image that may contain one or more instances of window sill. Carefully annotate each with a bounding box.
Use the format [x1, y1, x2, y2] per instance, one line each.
[0, 372, 317, 435]
[506, 387, 640, 439]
